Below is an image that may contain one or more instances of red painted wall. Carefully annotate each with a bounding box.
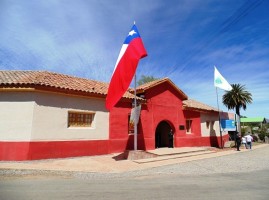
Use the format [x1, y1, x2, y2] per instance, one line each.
[183, 110, 201, 137]
[108, 100, 146, 153]
[108, 81, 187, 152]
[141, 82, 186, 150]
[175, 134, 229, 148]
[107, 81, 222, 154]
[0, 140, 109, 161]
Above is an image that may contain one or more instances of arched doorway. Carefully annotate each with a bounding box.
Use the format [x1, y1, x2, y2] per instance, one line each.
[155, 121, 173, 148]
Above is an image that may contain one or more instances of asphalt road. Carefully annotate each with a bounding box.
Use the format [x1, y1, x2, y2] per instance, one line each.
[1, 145, 269, 200]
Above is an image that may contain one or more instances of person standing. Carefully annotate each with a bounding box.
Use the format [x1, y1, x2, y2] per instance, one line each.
[235, 133, 241, 151]
[241, 136, 247, 149]
[168, 129, 174, 148]
[246, 133, 253, 150]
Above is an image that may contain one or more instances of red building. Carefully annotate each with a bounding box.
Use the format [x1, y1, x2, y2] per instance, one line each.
[110, 78, 228, 153]
[0, 71, 229, 160]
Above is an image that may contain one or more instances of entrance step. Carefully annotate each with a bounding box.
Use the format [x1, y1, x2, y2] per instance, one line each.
[124, 150, 157, 160]
[133, 148, 216, 164]
[147, 147, 208, 156]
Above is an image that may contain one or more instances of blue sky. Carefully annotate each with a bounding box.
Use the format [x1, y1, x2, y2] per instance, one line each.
[1, 0, 269, 118]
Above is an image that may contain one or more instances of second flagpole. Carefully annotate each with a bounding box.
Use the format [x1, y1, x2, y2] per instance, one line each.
[215, 87, 223, 149]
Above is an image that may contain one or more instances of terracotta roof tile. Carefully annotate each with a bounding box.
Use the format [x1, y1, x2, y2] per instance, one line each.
[183, 99, 219, 112]
[0, 70, 137, 99]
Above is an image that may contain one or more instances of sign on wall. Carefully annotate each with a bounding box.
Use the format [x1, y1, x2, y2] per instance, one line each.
[221, 119, 236, 131]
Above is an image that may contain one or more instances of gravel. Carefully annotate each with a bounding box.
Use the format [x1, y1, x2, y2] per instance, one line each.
[1, 145, 269, 180]
[75, 145, 269, 179]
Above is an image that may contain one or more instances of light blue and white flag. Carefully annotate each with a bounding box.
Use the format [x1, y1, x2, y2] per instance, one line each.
[214, 66, 232, 91]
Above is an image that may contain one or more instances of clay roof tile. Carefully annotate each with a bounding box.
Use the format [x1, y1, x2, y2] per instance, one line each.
[0, 70, 138, 99]
[183, 99, 219, 112]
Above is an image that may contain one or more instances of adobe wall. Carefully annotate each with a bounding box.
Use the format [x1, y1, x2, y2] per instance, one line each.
[200, 112, 220, 137]
[0, 91, 110, 160]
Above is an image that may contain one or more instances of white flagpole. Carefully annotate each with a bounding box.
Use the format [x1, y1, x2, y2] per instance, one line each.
[134, 73, 137, 151]
[133, 20, 138, 151]
[215, 87, 223, 148]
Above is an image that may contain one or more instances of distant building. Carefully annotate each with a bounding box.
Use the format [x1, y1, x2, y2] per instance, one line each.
[241, 117, 269, 125]
[241, 117, 269, 134]
[0, 71, 231, 161]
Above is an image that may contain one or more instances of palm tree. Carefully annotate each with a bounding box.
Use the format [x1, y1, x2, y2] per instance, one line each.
[222, 83, 253, 117]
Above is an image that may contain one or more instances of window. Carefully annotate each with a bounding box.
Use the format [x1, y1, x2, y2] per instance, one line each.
[68, 111, 95, 127]
[206, 121, 210, 129]
[186, 119, 192, 133]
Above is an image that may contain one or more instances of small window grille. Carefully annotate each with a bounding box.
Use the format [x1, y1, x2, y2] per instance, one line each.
[68, 111, 95, 127]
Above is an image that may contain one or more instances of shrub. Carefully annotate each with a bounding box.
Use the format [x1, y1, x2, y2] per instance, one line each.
[252, 135, 258, 142]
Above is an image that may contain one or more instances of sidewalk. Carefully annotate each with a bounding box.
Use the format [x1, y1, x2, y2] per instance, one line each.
[0, 144, 268, 173]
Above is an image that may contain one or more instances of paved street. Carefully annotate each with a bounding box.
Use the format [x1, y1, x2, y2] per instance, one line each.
[1, 145, 269, 200]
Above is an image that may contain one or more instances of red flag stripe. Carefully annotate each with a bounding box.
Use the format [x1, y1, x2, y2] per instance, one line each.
[106, 37, 147, 110]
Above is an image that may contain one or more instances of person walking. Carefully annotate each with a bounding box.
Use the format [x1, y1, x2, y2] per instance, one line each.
[245, 133, 253, 150]
[241, 136, 247, 149]
[235, 132, 241, 151]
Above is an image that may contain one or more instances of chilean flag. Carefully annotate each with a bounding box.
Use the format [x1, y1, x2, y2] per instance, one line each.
[106, 24, 147, 110]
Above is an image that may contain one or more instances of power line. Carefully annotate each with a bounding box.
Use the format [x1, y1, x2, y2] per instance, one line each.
[164, 0, 265, 81]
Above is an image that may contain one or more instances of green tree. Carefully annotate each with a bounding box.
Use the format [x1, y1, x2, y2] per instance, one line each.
[256, 123, 269, 141]
[137, 75, 158, 86]
[258, 125, 268, 141]
[222, 83, 253, 117]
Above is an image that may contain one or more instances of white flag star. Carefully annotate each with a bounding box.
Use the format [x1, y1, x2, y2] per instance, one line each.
[128, 30, 137, 36]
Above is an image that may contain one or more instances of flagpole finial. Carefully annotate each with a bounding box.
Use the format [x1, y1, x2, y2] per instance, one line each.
[134, 21, 136, 25]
